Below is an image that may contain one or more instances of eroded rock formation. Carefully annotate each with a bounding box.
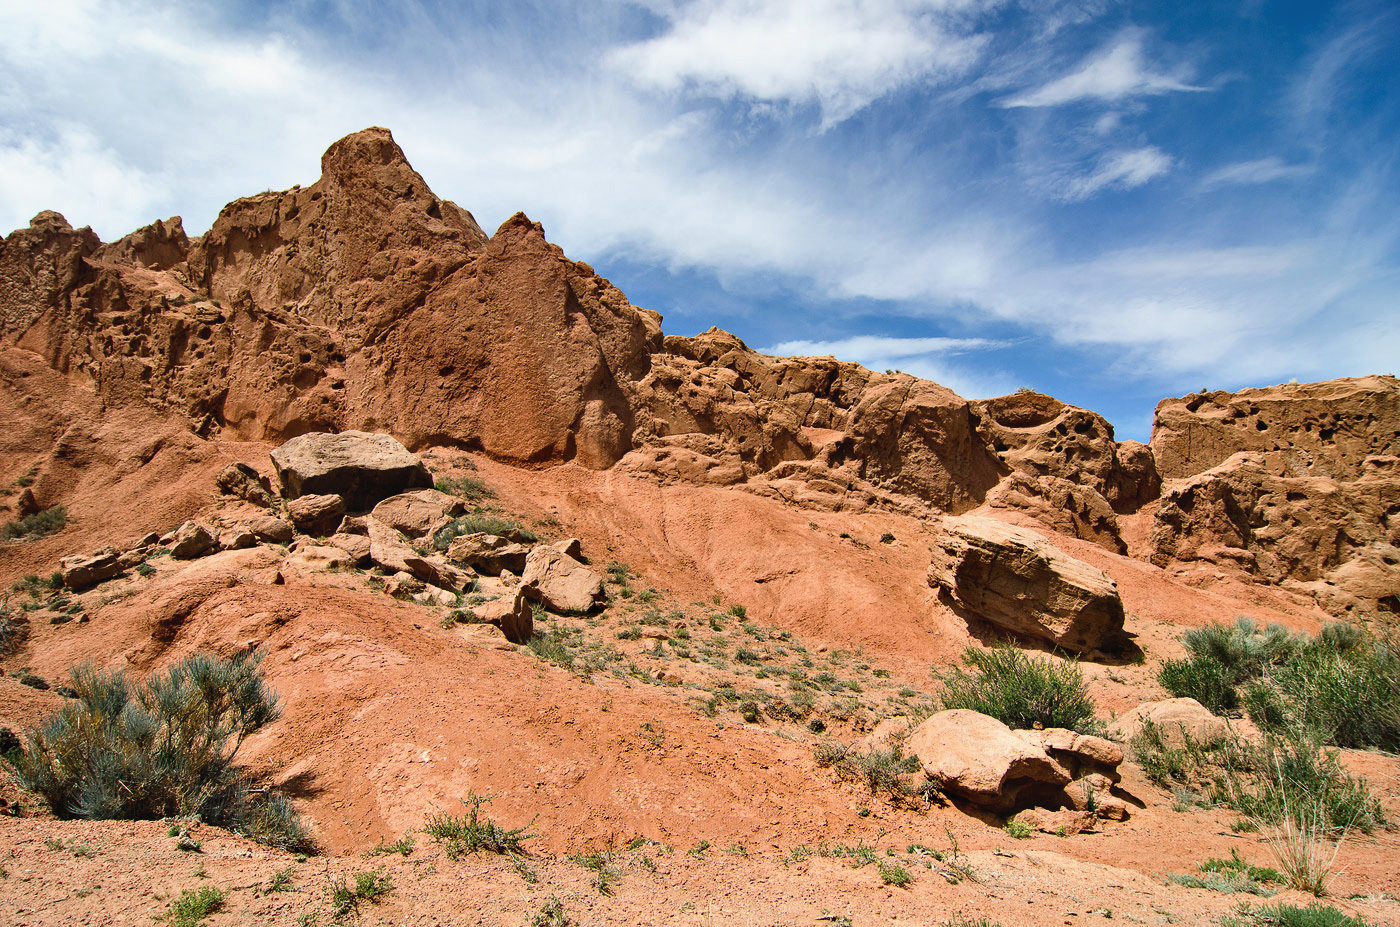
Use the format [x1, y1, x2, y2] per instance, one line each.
[3, 126, 1397, 621]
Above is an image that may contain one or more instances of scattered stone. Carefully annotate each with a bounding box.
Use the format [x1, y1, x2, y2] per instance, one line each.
[521, 546, 605, 613]
[270, 431, 432, 510]
[905, 709, 1069, 812]
[60, 548, 121, 589]
[370, 489, 466, 538]
[928, 515, 1126, 654]
[384, 572, 425, 598]
[447, 533, 530, 576]
[286, 493, 346, 537]
[215, 462, 276, 507]
[366, 517, 474, 592]
[170, 521, 215, 559]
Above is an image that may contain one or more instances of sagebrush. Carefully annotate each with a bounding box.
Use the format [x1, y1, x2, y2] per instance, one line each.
[10, 650, 313, 852]
[936, 644, 1099, 732]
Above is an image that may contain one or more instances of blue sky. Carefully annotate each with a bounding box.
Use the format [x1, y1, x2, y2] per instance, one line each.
[2, 0, 1397, 441]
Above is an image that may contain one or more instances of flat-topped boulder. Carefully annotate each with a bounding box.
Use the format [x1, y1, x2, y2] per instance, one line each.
[270, 431, 432, 511]
[928, 515, 1125, 654]
[370, 489, 465, 538]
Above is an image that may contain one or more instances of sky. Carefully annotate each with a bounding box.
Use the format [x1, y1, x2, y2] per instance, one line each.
[2, 0, 1397, 441]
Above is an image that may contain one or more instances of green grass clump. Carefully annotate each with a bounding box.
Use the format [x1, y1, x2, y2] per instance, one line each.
[1222, 902, 1370, 926]
[877, 858, 912, 887]
[1168, 848, 1281, 895]
[423, 792, 535, 858]
[434, 476, 494, 500]
[160, 886, 224, 927]
[2, 505, 68, 540]
[11, 650, 313, 853]
[935, 644, 1099, 732]
[328, 870, 393, 919]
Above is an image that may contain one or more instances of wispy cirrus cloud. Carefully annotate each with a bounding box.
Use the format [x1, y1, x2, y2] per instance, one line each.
[1000, 30, 1203, 108]
[1199, 156, 1313, 190]
[1058, 146, 1174, 201]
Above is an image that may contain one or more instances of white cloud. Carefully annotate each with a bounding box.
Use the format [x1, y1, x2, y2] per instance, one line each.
[1199, 157, 1313, 190]
[1059, 146, 1174, 201]
[0, 126, 162, 236]
[608, 0, 996, 126]
[1000, 31, 1202, 108]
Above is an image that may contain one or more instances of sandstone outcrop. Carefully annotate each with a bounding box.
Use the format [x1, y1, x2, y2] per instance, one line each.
[271, 433, 431, 510]
[906, 709, 1069, 812]
[928, 515, 1126, 653]
[4, 127, 1396, 622]
[1143, 378, 1400, 615]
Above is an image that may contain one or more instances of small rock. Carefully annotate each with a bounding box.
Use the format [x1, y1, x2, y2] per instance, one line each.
[552, 537, 584, 560]
[247, 516, 294, 544]
[287, 493, 346, 537]
[60, 548, 121, 589]
[447, 533, 529, 576]
[170, 521, 215, 559]
[370, 489, 466, 538]
[906, 709, 1069, 812]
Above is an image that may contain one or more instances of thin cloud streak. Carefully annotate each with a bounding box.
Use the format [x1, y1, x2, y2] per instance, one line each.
[999, 31, 1203, 108]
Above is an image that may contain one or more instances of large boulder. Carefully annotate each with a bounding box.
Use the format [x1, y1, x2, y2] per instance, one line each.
[169, 521, 215, 559]
[370, 489, 465, 538]
[473, 588, 535, 644]
[521, 546, 605, 613]
[446, 533, 530, 576]
[286, 493, 346, 537]
[270, 431, 432, 510]
[906, 709, 1069, 812]
[247, 515, 294, 544]
[928, 515, 1125, 654]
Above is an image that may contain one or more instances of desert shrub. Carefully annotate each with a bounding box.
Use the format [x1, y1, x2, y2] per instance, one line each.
[1159, 654, 1240, 713]
[423, 792, 535, 858]
[531, 896, 571, 927]
[2, 505, 68, 540]
[328, 870, 393, 918]
[936, 644, 1098, 732]
[10, 650, 312, 852]
[1161, 620, 1398, 751]
[434, 476, 493, 500]
[1222, 738, 1384, 837]
[1168, 848, 1281, 896]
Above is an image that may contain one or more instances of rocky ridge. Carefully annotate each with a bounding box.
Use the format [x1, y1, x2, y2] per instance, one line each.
[2, 127, 1397, 621]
